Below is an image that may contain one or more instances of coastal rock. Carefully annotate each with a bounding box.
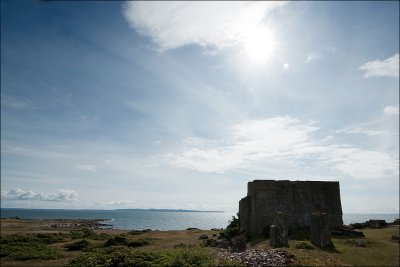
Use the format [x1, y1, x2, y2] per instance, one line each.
[330, 228, 364, 237]
[367, 220, 387, 229]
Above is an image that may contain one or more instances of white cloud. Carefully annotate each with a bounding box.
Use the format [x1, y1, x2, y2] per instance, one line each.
[283, 63, 290, 70]
[75, 164, 97, 171]
[384, 106, 399, 116]
[165, 116, 398, 180]
[359, 53, 399, 78]
[1, 188, 78, 202]
[122, 1, 285, 51]
[335, 127, 386, 136]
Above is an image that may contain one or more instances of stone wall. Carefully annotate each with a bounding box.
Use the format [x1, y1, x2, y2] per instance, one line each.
[239, 180, 343, 236]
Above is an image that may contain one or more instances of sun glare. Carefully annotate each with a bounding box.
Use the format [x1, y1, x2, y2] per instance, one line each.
[243, 26, 277, 65]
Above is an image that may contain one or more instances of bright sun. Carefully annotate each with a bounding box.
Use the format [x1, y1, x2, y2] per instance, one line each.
[243, 26, 277, 65]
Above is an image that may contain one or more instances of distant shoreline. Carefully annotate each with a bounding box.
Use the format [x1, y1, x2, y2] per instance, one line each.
[0, 207, 225, 213]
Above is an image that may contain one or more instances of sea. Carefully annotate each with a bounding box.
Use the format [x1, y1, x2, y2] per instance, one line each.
[1, 208, 398, 230]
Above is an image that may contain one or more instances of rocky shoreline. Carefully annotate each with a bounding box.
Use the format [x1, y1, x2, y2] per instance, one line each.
[1, 218, 113, 232]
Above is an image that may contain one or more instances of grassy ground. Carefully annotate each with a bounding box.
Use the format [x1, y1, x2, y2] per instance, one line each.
[251, 225, 399, 266]
[1, 219, 399, 266]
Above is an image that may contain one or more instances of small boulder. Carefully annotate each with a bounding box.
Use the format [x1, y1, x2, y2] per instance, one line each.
[231, 235, 246, 251]
[199, 234, 208, 240]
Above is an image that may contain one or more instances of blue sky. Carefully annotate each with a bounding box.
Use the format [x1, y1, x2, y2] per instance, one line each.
[1, 1, 399, 213]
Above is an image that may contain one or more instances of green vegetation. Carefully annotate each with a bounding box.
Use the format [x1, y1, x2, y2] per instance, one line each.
[104, 235, 150, 248]
[69, 227, 97, 239]
[0, 219, 398, 266]
[65, 239, 92, 251]
[294, 241, 315, 250]
[222, 215, 242, 240]
[0, 234, 63, 261]
[283, 226, 399, 266]
[67, 246, 241, 267]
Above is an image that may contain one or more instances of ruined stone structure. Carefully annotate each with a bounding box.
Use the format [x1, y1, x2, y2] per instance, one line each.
[239, 180, 343, 236]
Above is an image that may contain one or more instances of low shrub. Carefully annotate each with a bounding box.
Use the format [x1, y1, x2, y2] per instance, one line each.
[67, 246, 241, 267]
[128, 229, 152, 235]
[0, 234, 63, 260]
[104, 235, 150, 248]
[69, 227, 96, 239]
[35, 232, 66, 244]
[92, 232, 113, 240]
[223, 215, 243, 240]
[65, 239, 91, 251]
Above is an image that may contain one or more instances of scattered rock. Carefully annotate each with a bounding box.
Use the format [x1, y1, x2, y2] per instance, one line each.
[344, 239, 370, 248]
[218, 248, 294, 267]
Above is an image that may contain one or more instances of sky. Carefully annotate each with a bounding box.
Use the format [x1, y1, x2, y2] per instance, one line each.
[1, 1, 399, 214]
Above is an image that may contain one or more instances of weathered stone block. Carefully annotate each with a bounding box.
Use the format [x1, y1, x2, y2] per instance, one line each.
[269, 225, 277, 247]
[310, 212, 333, 248]
[271, 211, 289, 247]
[239, 180, 343, 237]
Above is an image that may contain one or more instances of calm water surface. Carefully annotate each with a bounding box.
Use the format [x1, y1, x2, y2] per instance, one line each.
[1, 209, 398, 230]
[1, 209, 234, 230]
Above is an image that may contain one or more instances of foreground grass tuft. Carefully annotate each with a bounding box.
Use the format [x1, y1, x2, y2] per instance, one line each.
[67, 246, 242, 267]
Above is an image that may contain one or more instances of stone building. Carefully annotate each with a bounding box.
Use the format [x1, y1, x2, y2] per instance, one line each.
[239, 180, 343, 236]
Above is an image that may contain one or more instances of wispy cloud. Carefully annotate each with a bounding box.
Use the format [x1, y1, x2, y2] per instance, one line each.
[165, 116, 398, 179]
[335, 127, 386, 136]
[122, 1, 285, 51]
[75, 164, 97, 171]
[1, 188, 78, 202]
[359, 53, 399, 78]
[384, 106, 399, 116]
[1, 95, 33, 110]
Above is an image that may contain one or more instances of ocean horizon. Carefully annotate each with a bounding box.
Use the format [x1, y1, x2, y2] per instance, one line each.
[1, 208, 398, 231]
